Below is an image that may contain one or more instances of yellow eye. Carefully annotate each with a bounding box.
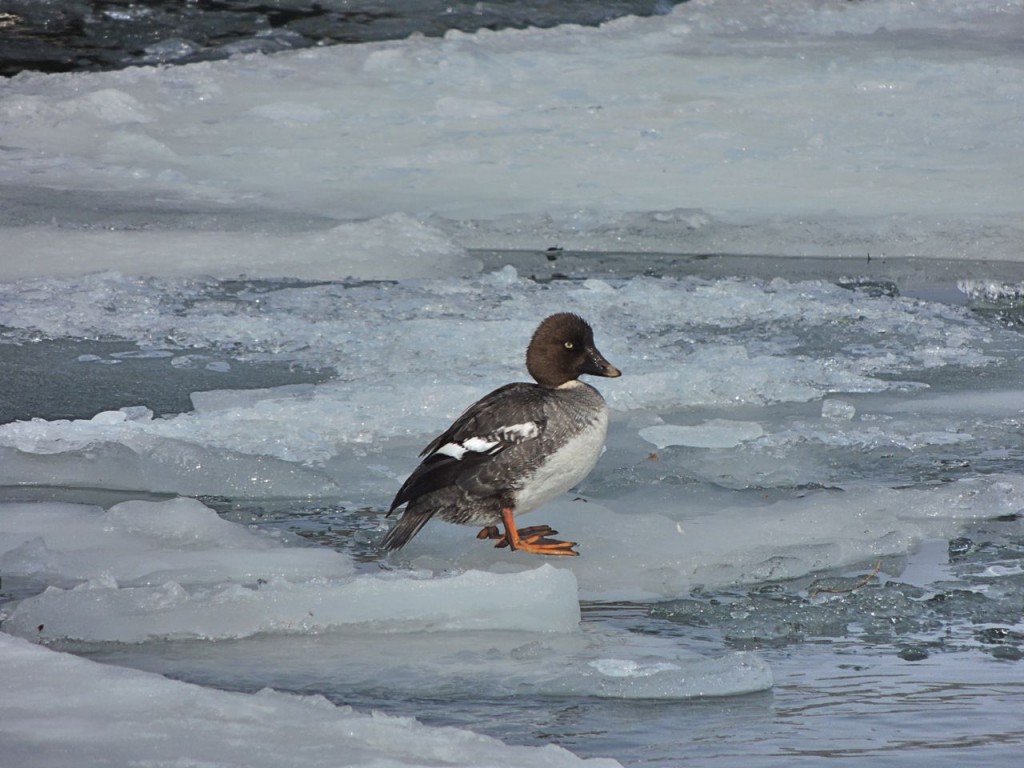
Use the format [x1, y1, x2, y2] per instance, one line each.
[564, 341, 574, 349]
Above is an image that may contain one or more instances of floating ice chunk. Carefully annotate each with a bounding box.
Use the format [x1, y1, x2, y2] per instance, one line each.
[978, 564, 1024, 578]
[80, 619, 772, 703]
[142, 38, 201, 63]
[102, 497, 269, 547]
[588, 658, 680, 677]
[639, 420, 764, 449]
[120, 405, 155, 422]
[1, 498, 580, 642]
[89, 410, 131, 425]
[821, 399, 856, 420]
[399, 475, 1024, 601]
[0, 633, 619, 768]
[294, 214, 479, 280]
[170, 354, 204, 368]
[0, 536, 56, 580]
[958, 279, 1024, 303]
[880, 390, 1024, 417]
[557, 653, 772, 699]
[5, 566, 581, 643]
[0, 498, 354, 590]
[483, 264, 519, 285]
[0, 215, 478, 281]
[109, 349, 174, 359]
[190, 384, 318, 412]
[0, 443, 343, 500]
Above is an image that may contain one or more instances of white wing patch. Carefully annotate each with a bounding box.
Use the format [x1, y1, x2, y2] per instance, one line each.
[433, 421, 540, 461]
[498, 421, 541, 442]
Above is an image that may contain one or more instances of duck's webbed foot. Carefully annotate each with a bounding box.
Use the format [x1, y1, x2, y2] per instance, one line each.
[477, 524, 559, 548]
[476, 525, 503, 541]
[480, 509, 579, 556]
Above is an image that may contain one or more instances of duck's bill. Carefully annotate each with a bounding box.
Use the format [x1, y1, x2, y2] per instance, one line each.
[583, 349, 622, 378]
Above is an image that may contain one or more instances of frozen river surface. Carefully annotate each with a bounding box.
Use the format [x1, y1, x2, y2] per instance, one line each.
[2, 0, 1024, 766]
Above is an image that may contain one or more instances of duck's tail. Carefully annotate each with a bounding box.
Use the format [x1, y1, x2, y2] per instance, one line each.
[380, 506, 436, 551]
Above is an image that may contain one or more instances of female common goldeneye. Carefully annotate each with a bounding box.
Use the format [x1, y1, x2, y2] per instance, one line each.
[383, 312, 620, 556]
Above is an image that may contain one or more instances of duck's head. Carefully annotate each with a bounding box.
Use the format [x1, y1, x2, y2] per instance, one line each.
[526, 312, 621, 388]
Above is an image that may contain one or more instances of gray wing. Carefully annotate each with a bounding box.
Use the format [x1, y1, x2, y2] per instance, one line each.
[390, 382, 547, 511]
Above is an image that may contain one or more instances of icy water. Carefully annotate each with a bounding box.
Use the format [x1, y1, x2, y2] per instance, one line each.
[3, 253, 1023, 766]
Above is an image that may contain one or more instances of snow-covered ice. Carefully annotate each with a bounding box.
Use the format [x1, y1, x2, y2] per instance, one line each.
[2, 0, 1023, 267]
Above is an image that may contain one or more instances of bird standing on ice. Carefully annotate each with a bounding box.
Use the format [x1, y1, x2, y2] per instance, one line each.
[383, 313, 621, 556]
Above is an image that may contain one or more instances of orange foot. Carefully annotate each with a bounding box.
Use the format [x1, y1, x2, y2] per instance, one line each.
[477, 524, 558, 548]
[481, 509, 580, 556]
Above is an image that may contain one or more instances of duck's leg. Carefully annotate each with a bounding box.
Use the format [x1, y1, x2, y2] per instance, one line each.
[498, 507, 579, 556]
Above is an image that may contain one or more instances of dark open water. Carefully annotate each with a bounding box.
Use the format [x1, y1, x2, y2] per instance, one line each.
[0, 0, 679, 77]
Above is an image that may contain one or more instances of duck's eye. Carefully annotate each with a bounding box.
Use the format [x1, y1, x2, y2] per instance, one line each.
[564, 341, 574, 349]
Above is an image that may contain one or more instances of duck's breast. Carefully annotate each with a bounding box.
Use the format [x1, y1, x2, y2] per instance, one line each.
[513, 406, 608, 514]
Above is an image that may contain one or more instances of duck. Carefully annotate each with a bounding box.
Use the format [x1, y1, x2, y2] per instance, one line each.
[382, 312, 621, 556]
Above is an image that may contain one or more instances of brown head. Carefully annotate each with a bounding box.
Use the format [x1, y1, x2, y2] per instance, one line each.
[525, 312, 621, 388]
